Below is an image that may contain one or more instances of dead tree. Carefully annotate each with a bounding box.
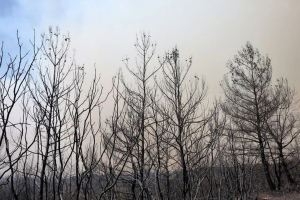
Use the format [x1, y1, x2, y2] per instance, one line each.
[156, 47, 212, 200]
[221, 42, 280, 191]
[265, 78, 299, 189]
[120, 32, 163, 200]
[0, 30, 40, 200]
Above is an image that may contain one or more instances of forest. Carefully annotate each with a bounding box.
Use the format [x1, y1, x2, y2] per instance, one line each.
[0, 27, 300, 200]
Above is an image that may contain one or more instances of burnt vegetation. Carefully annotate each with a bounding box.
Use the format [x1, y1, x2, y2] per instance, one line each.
[1, 27, 300, 200]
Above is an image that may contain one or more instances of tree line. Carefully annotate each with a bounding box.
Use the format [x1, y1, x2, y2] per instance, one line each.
[0, 27, 300, 200]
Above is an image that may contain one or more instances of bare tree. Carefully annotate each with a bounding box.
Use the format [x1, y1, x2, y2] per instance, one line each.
[221, 42, 282, 191]
[96, 73, 133, 200]
[4, 28, 300, 200]
[27, 27, 77, 200]
[22, 27, 114, 200]
[156, 47, 213, 200]
[197, 102, 227, 199]
[0, 30, 40, 199]
[119, 32, 163, 200]
[264, 78, 299, 189]
[219, 120, 260, 199]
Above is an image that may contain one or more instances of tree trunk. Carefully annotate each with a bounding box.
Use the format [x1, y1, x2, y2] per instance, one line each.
[258, 138, 276, 190]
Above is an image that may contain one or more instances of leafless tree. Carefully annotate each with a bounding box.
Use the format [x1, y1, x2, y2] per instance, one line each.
[156, 47, 214, 200]
[0, 30, 40, 199]
[219, 120, 260, 199]
[119, 32, 163, 200]
[221, 42, 285, 191]
[264, 78, 300, 189]
[95, 73, 133, 200]
[3, 28, 300, 200]
[197, 102, 227, 199]
[20, 27, 114, 200]
[27, 27, 77, 200]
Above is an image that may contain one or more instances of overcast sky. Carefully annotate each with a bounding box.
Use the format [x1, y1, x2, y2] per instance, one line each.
[1, 0, 300, 103]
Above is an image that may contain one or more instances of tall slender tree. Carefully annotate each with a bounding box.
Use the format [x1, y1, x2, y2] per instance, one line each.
[221, 42, 280, 190]
[0, 30, 40, 200]
[156, 47, 212, 199]
[120, 32, 163, 199]
[265, 78, 299, 189]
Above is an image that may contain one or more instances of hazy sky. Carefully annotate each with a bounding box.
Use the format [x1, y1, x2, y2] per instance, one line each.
[1, 0, 300, 102]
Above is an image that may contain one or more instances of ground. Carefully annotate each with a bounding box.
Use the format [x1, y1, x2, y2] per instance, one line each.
[257, 191, 300, 200]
